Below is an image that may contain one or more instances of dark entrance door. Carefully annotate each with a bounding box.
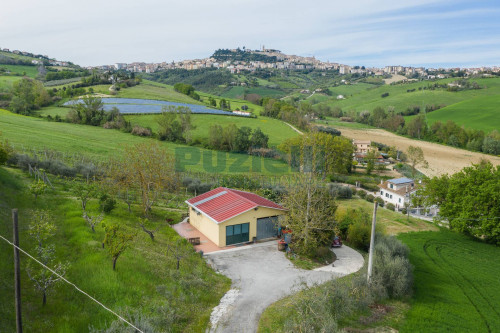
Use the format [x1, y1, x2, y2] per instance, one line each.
[257, 216, 278, 240]
[226, 223, 250, 245]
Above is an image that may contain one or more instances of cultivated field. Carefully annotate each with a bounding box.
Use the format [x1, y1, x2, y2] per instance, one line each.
[338, 127, 500, 177]
[398, 230, 500, 332]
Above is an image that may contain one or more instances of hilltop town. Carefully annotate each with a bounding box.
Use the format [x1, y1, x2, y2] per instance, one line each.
[91, 46, 499, 78]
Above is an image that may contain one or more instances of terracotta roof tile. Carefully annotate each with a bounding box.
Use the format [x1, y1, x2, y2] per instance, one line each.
[186, 187, 286, 223]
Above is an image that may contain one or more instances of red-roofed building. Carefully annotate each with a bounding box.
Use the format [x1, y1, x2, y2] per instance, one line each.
[186, 187, 287, 247]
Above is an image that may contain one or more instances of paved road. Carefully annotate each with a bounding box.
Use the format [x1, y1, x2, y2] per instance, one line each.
[205, 242, 364, 333]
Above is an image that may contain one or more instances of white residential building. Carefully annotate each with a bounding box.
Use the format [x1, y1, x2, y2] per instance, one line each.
[377, 177, 417, 210]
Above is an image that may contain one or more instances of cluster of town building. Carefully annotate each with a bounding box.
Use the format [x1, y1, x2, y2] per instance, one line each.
[90, 47, 499, 77]
[2, 46, 498, 78]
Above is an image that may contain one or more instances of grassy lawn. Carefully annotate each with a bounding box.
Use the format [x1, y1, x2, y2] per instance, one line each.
[398, 230, 500, 332]
[0, 167, 230, 332]
[0, 109, 292, 175]
[124, 113, 298, 147]
[336, 198, 438, 235]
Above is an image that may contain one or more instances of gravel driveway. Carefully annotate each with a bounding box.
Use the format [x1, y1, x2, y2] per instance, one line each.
[205, 242, 364, 333]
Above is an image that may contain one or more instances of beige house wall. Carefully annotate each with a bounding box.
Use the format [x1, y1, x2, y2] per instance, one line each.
[189, 206, 286, 247]
[188, 208, 220, 246]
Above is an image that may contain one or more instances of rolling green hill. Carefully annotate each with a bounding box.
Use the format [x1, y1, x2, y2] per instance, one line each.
[0, 109, 291, 174]
[424, 94, 500, 133]
[327, 77, 500, 113]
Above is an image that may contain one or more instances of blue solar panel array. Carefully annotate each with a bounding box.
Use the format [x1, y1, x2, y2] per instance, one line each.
[389, 177, 414, 184]
[63, 98, 241, 116]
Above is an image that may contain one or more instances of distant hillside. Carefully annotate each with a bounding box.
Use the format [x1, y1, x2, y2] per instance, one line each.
[424, 94, 500, 133]
[211, 48, 277, 63]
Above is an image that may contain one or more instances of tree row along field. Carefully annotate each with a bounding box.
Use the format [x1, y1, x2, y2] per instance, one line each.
[398, 230, 500, 332]
[336, 126, 500, 177]
[0, 109, 292, 175]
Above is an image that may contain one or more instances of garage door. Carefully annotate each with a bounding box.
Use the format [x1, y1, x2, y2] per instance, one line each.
[257, 216, 278, 240]
[226, 223, 249, 245]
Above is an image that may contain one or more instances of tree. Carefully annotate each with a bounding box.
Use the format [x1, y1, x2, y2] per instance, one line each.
[112, 142, 179, 217]
[67, 96, 105, 126]
[422, 162, 500, 244]
[103, 224, 135, 270]
[29, 179, 47, 202]
[405, 115, 427, 139]
[365, 150, 377, 175]
[82, 211, 104, 232]
[26, 210, 67, 305]
[166, 239, 190, 270]
[157, 106, 184, 142]
[234, 126, 252, 152]
[281, 175, 337, 256]
[10, 77, 51, 115]
[250, 128, 269, 149]
[28, 209, 56, 254]
[137, 218, 159, 241]
[279, 132, 354, 175]
[73, 180, 98, 212]
[26, 249, 68, 306]
[406, 146, 428, 178]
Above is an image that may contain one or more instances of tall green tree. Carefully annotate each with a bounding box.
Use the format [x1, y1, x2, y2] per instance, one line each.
[282, 175, 337, 256]
[422, 161, 500, 244]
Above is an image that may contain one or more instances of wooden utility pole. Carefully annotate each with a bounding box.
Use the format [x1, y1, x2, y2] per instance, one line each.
[12, 209, 23, 333]
[367, 202, 378, 283]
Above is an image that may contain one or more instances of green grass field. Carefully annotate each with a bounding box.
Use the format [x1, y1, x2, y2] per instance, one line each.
[221, 86, 284, 99]
[124, 113, 298, 147]
[423, 94, 500, 133]
[0, 167, 230, 332]
[315, 116, 374, 129]
[336, 198, 438, 235]
[0, 64, 39, 78]
[398, 230, 500, 332]
[0, 109, 292, 174]
[328, 77, 500, 114]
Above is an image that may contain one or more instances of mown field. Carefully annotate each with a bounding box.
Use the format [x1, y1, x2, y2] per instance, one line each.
[0, 167, 230, 332]
[327, 77, 500, 117]
[423, 94, 500, 133]
[336, 199, 438, 235]
[398, 230, 500, 332]
[0, 109, 292, 175]
[124, 113, 298, 147]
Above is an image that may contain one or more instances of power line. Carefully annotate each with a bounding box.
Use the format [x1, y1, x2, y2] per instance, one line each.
[0, 234, 145, 333]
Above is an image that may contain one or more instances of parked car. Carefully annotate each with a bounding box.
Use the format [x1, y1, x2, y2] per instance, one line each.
[331, 236, 342, 248]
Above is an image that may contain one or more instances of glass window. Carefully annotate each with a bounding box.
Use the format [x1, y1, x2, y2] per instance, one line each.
[242, 223, 249, 233]
[226, 226, 233, 236]
[234, 224, 241, 234]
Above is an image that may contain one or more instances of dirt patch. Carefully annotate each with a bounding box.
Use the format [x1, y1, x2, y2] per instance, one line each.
[340, 128, 500, 177]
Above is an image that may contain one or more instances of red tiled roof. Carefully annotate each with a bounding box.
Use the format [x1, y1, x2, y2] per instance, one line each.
[186, 187, 286, 224]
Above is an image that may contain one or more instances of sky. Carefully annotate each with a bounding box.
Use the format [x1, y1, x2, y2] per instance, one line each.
[1, 0, 499, 68]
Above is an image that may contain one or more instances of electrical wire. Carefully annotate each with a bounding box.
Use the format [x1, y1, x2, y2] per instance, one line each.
[0, 234, 144, 333]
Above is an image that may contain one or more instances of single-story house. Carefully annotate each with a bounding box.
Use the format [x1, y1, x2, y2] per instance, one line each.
[185, 187, 287, 247]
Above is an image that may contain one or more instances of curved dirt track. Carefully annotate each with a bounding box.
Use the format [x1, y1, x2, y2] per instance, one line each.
[340, 127, 500, 177]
